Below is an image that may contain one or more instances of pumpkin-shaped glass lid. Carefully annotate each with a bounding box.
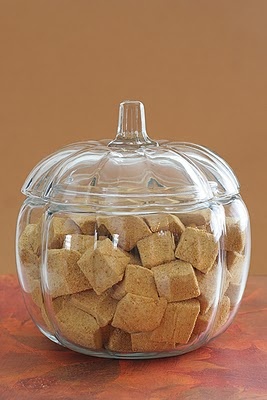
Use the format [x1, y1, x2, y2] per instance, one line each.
[166, 141, 240, 199]
[22, 101, 213, 206]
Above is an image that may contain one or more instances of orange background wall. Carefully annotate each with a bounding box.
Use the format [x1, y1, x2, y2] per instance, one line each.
[0, 0, 266, 274]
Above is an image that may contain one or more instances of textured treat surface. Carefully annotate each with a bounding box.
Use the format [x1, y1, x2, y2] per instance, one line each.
[112, 264, 159, 300]
[112, 293, 167, 333]
[70, 289, 117, 327]
[175, 227, 218, 273]
[152, 260, 200, 302]
[47, 249, 91, 297]
[137, 231, 175, 268]
[56, 303, 102, 349]
[78, 238, 129, 294]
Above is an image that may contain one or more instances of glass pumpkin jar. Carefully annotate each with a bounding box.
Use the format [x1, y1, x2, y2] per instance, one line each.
[16, 101, 250, 359]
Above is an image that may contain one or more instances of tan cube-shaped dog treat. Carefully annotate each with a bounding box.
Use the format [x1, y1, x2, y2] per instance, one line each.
[47, 249, 91, 298]
[92, 239, 129, 294]
[151, 299, 200, 344]
[112, 264, 159, 300]
[97, 215, 151, 251]
[131, 331, 175, 352]
[137, 231, 175, 268]
[70, 289, 117, 327]
[144, 214, 185, 236]
[178, 209, 211, 228]
[19, 223, 41, 255]
[71, 215, 96, 235]
[227, 251, 245, 285]
[175, 227, 218, 273]
[152, 260, 200, 302]
[78, 238, 129, 295]
[168, 215, 185, 236]
[112, 293, 167, 333]
[172, 299, 200, 344]
[49, 217, 81, 249]
[63, 234, 95, 254]
[224, 217, 246, 253]
[213, 296, 231, 333]
[143, 214, 170, 233]
[56, 303, 102, 349]
[106, 328, 132, 352]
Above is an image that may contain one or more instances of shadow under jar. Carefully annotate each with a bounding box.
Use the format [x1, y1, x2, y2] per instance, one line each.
[16, 101, 250, 359]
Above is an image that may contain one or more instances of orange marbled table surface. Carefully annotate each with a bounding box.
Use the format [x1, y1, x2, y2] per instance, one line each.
[0, 274, 266, 400]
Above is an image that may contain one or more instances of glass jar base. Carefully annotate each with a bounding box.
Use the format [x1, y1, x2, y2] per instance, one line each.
[53, 335, 207, 359]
